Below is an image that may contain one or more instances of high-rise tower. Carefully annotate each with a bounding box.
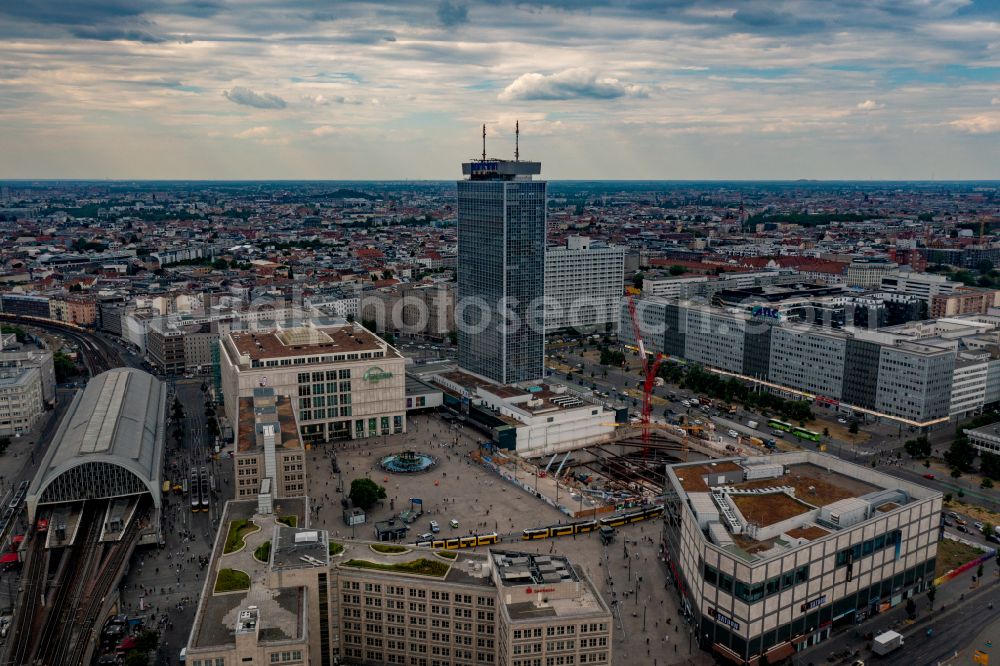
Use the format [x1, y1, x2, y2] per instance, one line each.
[456, 128, 546, 385]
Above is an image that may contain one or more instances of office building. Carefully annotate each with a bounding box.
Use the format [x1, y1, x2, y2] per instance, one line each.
[964, 421, 1000, 455]
[0, 332, 55, 436]
[219, 323, 406, 444]
[661, 451, 940, 665]
[544, 236, 625, 333]
[620, 297, 1000, 426]
[457, 158, 546, 385]
[431, 370, 617, 454]
[361, 283, 455, 339]
[233, 387, 306, 500]
[0, 293, 51, 319]
[185, 512, 612, 666]
[845, 258, 898, 289]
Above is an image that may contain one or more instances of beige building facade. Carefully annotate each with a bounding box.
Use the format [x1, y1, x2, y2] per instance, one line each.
[219, 324, 406, 444]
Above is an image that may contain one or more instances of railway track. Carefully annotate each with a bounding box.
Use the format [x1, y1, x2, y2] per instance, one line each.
[64, 507, 147, 666]
[0, 313, 123, 376]
[33, 502, 103, 666]
[3, 525, 46, 666]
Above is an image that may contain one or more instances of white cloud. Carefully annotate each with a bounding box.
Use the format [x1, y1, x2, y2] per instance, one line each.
[303, 94, 365, 106]
[992, 98, 1000, 106]
[235, 126, 272, 139]
[856, 99, 884, 111]
[498, 68, 649, 102]
[949, 114, 1000, 134]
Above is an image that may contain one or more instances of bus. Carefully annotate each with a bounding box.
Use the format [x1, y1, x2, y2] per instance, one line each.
[791, 427, 822, 442]
[767, 419, 794, 433]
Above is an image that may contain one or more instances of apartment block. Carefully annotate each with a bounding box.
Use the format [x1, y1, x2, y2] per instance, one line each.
[544, 236, 624, 332]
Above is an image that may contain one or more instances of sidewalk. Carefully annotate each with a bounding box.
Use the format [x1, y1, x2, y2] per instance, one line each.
[796, 557, 999, 665]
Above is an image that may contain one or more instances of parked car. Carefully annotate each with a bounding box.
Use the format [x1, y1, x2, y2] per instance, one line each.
[728, 430, 739, 438]
[429, 520, 440, 533]
[419, 533, 433, 541]
[974, 522, 984, 532]
[957, 524, 969, 533]
[923, 473, 935, 480]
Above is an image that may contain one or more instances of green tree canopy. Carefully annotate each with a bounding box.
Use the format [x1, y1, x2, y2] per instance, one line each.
[349, 478, 387, 510]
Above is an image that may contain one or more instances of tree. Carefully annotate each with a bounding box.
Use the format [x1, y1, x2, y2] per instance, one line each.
[631, 272, 644, 290]
[668, 265, 685, 276]
[212, 258, 229, 271]
[927, 583, 936, 609]
[980, 452, 1000, 480]
[977, 562, 984, 579]
[448, 330, 458, 345]
[982, 478, 994, 490]
[904, 436, 932, 458]
[905, 597, 916, 619]
[951, 468, 962, 479]
[848, 420, 859, 435]
[823, 427, 830, 437]
[0, 437, 10, 456]
[983, 522, 994, 539]
[53, 352, 77, 382]
[349, 478, 387, 510]
[944, 435, 976, 471]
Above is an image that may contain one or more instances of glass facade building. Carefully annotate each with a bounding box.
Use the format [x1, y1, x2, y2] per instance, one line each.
[457, 160, 546, 385]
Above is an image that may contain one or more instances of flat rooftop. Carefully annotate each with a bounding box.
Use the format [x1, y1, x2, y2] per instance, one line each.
[491, 550, 609, 622]
[668, 451, 940, 560]
[236, 395, 301, 453]
[228, 324, 395, 361]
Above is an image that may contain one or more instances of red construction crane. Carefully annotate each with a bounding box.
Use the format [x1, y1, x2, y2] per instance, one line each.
[626, 293, 665, 449]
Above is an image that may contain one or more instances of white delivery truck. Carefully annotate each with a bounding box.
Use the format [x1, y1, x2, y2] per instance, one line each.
[872, 630, 904, 656]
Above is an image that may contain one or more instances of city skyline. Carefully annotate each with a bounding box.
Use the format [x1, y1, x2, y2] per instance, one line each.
[0, 0, 998, 180]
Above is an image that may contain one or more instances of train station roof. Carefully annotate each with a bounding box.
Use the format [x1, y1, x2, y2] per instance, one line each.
[26, 368, 166, 522]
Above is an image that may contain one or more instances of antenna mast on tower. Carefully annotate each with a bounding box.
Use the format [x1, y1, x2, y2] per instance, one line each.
[515, 120, 520, 161]
[482, 123, 486, 161]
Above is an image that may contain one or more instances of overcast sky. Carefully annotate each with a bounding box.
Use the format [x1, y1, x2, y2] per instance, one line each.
[0, 0, 998, 180]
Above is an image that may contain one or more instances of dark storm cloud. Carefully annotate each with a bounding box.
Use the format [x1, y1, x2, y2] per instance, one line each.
[223, 87, 288, 109]
[69, 25, 169, 43]
[437, 0, 470, 27]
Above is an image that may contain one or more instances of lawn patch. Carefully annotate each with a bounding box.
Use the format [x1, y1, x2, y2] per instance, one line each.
[253, 541, 271, 563]
[329, 541, 344, 556]
[277, 515, 297, 528]
[371, 543, 409, 554]
[223, 519, 259, 554]
[936, 538, 986, 578]
[342, 558, 450, 578]
[215, 568, 250, 593]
